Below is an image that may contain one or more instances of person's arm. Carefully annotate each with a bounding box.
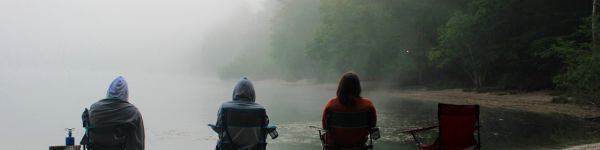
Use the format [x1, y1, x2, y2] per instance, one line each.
[265, 114, 270, 125]
[322, 99, 333, 128]
[126, 114, 145, 150]
[216, 107, 223, 127]
[369, 102, 377, 127]
[322, 109, 326, 128]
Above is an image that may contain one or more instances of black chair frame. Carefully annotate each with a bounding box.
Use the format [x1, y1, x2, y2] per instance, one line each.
[311, 110, 379, 150]
[209, 108, 277, 150]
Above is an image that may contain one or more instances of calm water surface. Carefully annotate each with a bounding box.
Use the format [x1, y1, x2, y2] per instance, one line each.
[0, 70, 598, 149]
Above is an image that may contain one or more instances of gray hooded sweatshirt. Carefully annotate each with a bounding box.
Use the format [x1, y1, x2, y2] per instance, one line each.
[215, 77, 270, 149]
[89, 76, 145, 150]
[216, 77, 268, 126]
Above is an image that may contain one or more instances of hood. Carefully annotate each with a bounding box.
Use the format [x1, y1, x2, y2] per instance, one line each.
[232, 77, 255, 102]
[106, 76, 129, 101]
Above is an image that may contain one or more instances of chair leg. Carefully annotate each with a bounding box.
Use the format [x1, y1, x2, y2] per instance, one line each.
[318, 130, 326, 150]
[369, 134, 373, 150]
[409, 132, 421, 145]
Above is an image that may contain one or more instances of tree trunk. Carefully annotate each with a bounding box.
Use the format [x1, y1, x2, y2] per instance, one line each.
[465, 45, 483, 89]
[593, 0, 598, 49]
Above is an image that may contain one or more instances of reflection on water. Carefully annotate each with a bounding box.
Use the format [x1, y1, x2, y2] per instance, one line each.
[0, 71, 598, 149]
[268, 97, 600, 149]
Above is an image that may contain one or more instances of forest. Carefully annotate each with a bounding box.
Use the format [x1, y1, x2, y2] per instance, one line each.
[214, 0, 600, 106]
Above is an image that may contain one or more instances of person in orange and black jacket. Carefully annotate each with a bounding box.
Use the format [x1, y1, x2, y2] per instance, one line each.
[321, 72, 377, 148]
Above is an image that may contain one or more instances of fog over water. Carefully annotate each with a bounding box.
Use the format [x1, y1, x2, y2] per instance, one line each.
[0, 0, 273, 149]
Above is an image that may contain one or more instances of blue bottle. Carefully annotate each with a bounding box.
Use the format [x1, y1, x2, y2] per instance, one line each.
[65, 128, 75, 146]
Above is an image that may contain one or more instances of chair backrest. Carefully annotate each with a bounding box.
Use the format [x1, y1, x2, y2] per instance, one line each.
[437, 103, 480, 148]
[88, 124, 129, 149]
[325, 110, 373, 129]
[81, 108, 128, 150]
[324, 110, 375, 149]
[221, 108, 268, 149]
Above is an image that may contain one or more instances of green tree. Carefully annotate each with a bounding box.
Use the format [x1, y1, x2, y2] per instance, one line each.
[306, 0, 465, 82]
[270, 0, 321, 80]
[435, 0, 590, 90]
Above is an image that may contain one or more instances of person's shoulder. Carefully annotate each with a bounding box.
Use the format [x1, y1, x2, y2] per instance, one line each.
[327, 97, 337, 103]
[360, 97, 373, 102]
[89, 98, 111, 109]
[325, 97, 338, 106]
[219, 101, 236, 109]
[360, 97, 374, 106]
[89, 100, 101, 108]
[250, 102, 267, 109]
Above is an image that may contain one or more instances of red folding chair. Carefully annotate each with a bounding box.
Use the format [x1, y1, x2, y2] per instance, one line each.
[403, 103, 481, 150]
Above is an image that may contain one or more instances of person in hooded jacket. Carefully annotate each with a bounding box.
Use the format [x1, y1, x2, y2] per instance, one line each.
[214, 77, 271, 149]
[87, 76, 145, 150]
[322, 72, 377, 148]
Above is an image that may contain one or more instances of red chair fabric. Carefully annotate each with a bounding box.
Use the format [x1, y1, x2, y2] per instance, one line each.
[438, 104, 479, 149]
[404, 103, 480, 150]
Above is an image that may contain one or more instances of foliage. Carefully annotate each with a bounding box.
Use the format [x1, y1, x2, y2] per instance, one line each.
[551, 18, 600, 105]
[218, 0, 598, 105]
[270, 0, 321, 81]
[435, 0, 590, 90]
[304, 0, 464, 82]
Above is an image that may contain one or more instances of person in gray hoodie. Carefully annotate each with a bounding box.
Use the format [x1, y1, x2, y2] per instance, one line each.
[214, 77, 273, 149]
[86, 76, 145, 150]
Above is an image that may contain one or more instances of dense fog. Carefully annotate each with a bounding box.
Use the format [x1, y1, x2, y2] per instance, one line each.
[0, 0, 279, 149]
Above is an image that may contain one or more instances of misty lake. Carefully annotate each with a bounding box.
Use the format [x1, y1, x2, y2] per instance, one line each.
[0, 70, 598, 150]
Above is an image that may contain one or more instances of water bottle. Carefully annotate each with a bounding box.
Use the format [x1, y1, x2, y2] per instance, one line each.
[65, 128, 75, 146]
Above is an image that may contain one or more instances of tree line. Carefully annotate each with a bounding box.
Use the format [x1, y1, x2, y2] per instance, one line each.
[219, 0, 599, 106]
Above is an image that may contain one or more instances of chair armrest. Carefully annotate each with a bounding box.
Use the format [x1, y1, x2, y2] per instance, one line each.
[266, 125, 278, 139]
[208, 124, 222, 133]
[370, 127, 381, 140]
[403, 125, 438, 134]
[266, 125, 277, 130]
[309, 126, 327, 144]
[309, 125, 325, 129]
[309, 126, 327, 133]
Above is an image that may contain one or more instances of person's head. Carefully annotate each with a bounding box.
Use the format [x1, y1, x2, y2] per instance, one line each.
[106, 76, 129, 101]
[336, 72, 361, 106]
[232, 77, 255, 102]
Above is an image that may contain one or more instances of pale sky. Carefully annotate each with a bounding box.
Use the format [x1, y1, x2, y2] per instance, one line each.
[0, 0, 268, 74]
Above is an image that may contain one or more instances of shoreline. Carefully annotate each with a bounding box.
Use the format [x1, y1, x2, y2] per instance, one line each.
[388, 88, 600, 118]
[386, 88, 600, 149]
[565, 143, 600, 150]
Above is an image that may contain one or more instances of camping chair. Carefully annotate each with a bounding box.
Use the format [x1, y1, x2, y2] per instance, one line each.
[403, 103, 480, 150]
[310, 110, 380, 150]
[208, 108, 278, 150]
[80, 108, 131, 150]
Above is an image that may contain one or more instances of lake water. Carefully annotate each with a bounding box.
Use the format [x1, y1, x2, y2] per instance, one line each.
[0, 70, 598, 149]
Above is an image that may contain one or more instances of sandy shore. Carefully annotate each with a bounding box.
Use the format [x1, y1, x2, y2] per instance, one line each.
[389, 88, 600, 149]
[390, 88, 600, 118]
[565, 143, 600, 150]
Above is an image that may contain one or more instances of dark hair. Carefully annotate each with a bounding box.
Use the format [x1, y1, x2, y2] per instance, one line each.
[336, 72, 362, 106]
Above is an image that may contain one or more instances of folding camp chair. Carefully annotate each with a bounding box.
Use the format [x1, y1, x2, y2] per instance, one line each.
[80, 108, 131, 150]
[208, 108, 278, 150]
[403, 103, 481, 150]
[311, 110, 380, 150]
